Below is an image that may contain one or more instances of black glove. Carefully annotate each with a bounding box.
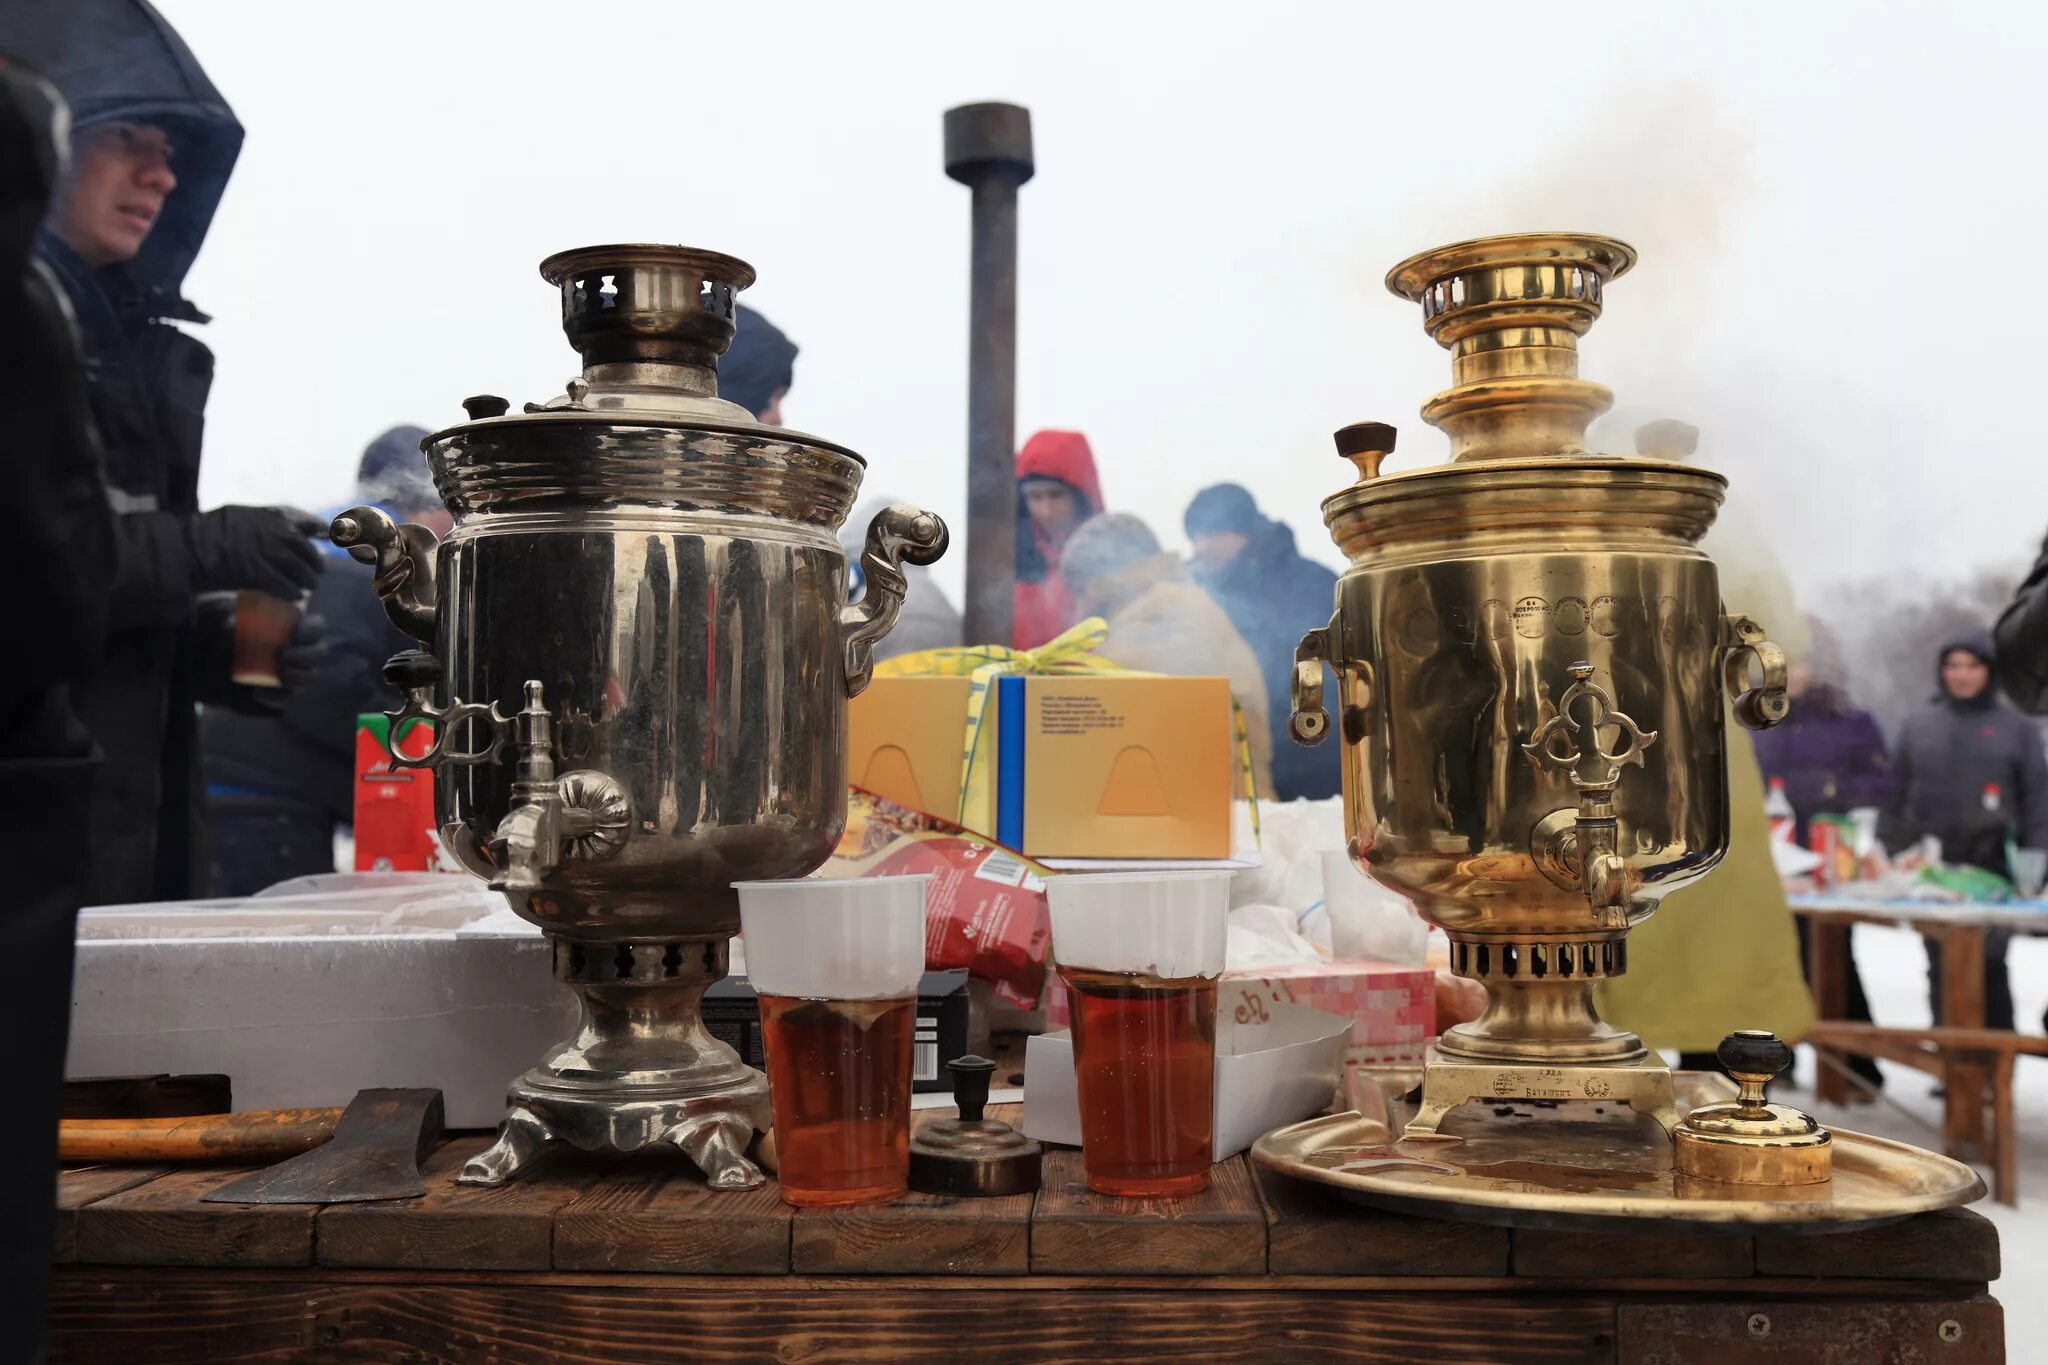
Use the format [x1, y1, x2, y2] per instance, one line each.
[186, 505, 323, 597]
[277, 612, 330, 693]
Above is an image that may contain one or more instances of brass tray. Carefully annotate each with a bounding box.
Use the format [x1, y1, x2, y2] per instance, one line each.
[1251, 1101, 1985, 1234]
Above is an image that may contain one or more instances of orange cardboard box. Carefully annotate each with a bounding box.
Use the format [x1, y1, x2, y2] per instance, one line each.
[847, 676, 974, 818]
[1008, 675, 1233, 859]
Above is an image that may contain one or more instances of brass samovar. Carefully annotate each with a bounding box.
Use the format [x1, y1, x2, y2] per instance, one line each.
[1291, 233, 1788, 1139]
[333, 244, 946, 1188]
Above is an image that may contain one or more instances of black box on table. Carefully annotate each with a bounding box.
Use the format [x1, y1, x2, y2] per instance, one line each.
[702, 968, 972, 1093]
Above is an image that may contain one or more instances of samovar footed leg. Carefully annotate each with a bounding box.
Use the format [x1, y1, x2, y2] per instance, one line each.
[460, 1103, 560, 1186]
[663, 1109, 769, 1191]
[1402, 1091, 1459, 1141]
[457, 931, 775, 1189]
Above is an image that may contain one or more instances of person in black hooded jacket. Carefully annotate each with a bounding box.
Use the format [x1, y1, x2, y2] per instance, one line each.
[16, 0, 326, 905]
[1184, 483, 1340, 801]
[1881, 630, 2048, 1031]
[0, 47, 118, 1359]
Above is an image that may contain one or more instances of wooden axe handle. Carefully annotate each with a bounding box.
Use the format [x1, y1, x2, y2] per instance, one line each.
[58, 1107, 343, 1163]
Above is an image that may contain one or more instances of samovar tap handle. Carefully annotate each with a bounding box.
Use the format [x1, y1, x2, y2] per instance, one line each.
[331, 505, 439, 643]
[839, 505, 950, 696]
[378, 650, 514, 770]
[1522, 661, 1658, 929]
[1721, 613, 1789, 730]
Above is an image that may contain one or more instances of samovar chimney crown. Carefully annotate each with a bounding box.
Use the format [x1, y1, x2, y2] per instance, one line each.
[1384, 232, 1636, 464]
[537, 244, 758, 394]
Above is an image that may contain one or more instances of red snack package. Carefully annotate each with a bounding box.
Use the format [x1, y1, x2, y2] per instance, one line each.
[824, 788, 1052, 1008]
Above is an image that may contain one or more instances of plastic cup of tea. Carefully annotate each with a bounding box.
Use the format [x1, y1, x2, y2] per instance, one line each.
[231, 590, 302, 688]
[736, 875, 929, 1208]
[2010, 848, 2048, 900]
[1046, 871, 1231, 1198]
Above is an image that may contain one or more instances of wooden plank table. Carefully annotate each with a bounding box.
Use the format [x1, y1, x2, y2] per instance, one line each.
[47, 1106, 2004, 1363]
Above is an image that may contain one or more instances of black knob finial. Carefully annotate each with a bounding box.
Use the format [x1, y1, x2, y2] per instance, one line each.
[462, 394, 510, 421]
[947, 1054, 997, 1123]
[1718, 1029, 1790, 1080]
[383, 649, 443, 692]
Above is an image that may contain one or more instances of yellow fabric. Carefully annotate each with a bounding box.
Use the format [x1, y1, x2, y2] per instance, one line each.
[874, 618, 1262, 840]
[1595, 720, 1817, 1050]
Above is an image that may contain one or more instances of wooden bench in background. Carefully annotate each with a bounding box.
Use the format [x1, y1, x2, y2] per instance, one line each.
[1805, 1021, 2048, 1206]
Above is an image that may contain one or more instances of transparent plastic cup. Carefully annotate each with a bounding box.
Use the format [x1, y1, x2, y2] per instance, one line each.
[231, 590, 302, 688]
[1047, 871, 1230, 1198]
[736, 875, 929, 1208]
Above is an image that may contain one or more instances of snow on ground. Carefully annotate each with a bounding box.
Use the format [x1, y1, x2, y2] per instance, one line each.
[1771, 924, 2048, 1339]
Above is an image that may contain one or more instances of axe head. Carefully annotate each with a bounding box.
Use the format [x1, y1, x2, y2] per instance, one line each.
[202, 1089, 444, 1205]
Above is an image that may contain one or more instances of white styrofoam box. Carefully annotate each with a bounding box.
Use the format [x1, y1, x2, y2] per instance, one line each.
[68, 879, 569, 1128]
[1019, 1001, 1349, 1160]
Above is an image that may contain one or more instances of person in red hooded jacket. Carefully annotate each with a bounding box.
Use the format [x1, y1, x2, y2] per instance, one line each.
[1013, 429, 1104, 648]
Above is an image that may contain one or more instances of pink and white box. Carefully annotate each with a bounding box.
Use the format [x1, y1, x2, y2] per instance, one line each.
[1219, 959, 1434, 1069]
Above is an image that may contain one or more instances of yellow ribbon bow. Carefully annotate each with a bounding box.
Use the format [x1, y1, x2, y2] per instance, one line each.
[874, 618, 1262, 844]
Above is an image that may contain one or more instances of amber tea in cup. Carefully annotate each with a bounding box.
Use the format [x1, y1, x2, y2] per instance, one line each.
[736, 875, 928, 1209]
[1048, 872, 1230, 1198]
[231, 590, 301, 688]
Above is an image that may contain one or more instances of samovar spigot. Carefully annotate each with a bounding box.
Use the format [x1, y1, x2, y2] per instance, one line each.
[487, 680, 630, 894]
[492, 682, 564, 894]
[1522, 662, 1659, 930]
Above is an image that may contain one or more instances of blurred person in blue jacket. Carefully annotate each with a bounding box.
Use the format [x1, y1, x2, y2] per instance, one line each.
[1184, 483, 1338, 800]
[202, 427, 445, 894]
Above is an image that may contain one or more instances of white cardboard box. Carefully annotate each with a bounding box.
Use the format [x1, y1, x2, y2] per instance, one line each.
[67, 877, 569, 1128]
[1019, 1001, 1348, 1159]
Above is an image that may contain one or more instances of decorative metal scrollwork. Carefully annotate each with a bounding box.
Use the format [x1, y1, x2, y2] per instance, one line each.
[1522, 661, 1659, 790]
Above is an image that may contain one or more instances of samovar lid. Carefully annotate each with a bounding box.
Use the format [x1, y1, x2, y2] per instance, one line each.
[426, 243, 861, 463]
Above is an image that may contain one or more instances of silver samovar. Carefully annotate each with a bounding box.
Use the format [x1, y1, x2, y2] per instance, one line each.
[332, 244, 947, 1188]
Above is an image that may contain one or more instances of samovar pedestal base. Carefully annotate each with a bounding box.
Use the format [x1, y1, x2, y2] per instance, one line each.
[1404, 1045, 1677, 1141]
[460, 932, 772, 1190]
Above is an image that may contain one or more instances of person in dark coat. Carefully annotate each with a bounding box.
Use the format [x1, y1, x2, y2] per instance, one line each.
[1882, 631, 2048, 1030]
[203, 427, 445, 894]
[19, 0, 326, 905]
[0, 51, 118, 1359]
[721, 304, 797, 423]
[1184, 483, 1340, 801]
[1752, 618, 1896, 1090]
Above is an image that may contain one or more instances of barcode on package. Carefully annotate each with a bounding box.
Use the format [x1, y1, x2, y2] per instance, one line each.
[915, 1015, 939, 1081]
[975, 850, 1029, 887]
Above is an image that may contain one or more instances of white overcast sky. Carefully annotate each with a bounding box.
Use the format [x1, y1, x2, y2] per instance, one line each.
[162, 1, 2044, 607]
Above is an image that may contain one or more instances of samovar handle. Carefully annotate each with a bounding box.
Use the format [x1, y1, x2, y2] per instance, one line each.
[1720, 613, 1789, 730]
[840, 504, 950, 696]
[331, 504, 439, 643]
[1289, 622, 1335, 745]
